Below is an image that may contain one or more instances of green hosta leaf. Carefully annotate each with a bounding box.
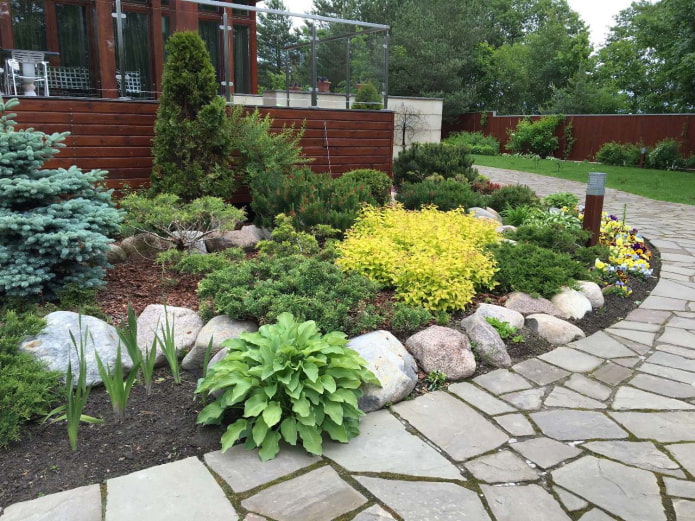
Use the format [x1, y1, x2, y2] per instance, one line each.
[319, 374, 336, 394]
[323, 401, 344, 425]
[322, 418, 349, 443]
[361, 369, 381, 386]
[303, 362, 319, 382]
[304, 379, 324, 394]
[262, 401, 282, 428]
[276, 311, 294, 330]
[244, 392, 268, 418]
[258, 430, 281, 461]
[329, 389, 359, 408]
[297, 423, 323, 455]
[292, 396, 311, 417]
[303, 388, 321, 405]
[326, 367, 357, 379]
[280, 417, 298, 445]
[252, 417, 269, 446]
[296, 320, 318, 345]
[197, 401, 224, 425]
[288, 371, 301, 392]
[221, 419, 248, 452]
[226, 379, 254, 405]
[263, 381, 278, 398]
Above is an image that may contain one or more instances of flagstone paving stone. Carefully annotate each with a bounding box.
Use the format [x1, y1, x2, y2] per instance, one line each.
[640, 296, 688, 311]
[494, 413, 536, 436]
[570, 331, 638, 358]
[564, 374, 612, 401]
[648, 351, 695, 372]
[578, 509, 617, 521]
[592, 362, 634, 385]
[582, 441, 685, 477]
[545, 386, 607, 409]
[539, 346, 604, 373]
[393, 391, 508, 461]
[610, 412, 695, 442]
[463, 450, 539, 483]
[448, 382, 516, 415]
[612, 357, 641, 367]
[500, 387, 546, 410]
[626, 309, 672, 324]
[356, 477, 491, 521]
[637, 363, 695, 384]
[2, 485, 101, 521]
[609, 321, 662, 332]
[531, 410, 628, 440]
[657, 344, 695, 360]
[553, 486, 588, 511]
[552, 456, 666, 521]
[473, 369, 532, 395]
[652, 279, 695, 301]
[612, 386, 695, 410]
[351, 505, 396, 521]
[322, 410, 463, 479]
[666, 443, 695, 476]
[509, 437, 581, 469]
[673, 499, 695, 521]
[659, 327, 695, 348]
[668, 316, 695, 329]
[665, 477, 695, 499]
[605, 328, 656, 346]
[481, 484, 571, 521]
[512, 358, 570, 385]
[241, 466, 366, 521]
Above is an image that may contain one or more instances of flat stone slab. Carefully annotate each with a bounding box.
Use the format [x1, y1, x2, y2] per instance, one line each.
[241, 466, 366, 521]
[204, 444, 318, 493]
[648, 351, 695, 373]
[665, 477, 695, 499]
[579, 509, 617, 521]
[352, 505, 396, 520]
[356, 477, 491, 521]
[565, 374, 612, 401]
[473, 369, 532, 395]
[2, 485, 101, 521]
[531, 410, 628, 440]
[658, 344, 695, 360]
[500, 387, 546, 411]
[323, 410, 462, 479]
[540, 347, 603, 373]
[610, 320, 662, 332]
[554, 486, 588, 511]
[481, 484, 571, 521]
[651, 279, 695, 301]
[668, 316, 695, 329]
[640, 296, 688, 311]
[606, 328, 656, 346]
[626, 309, 672, 324]
[610, 412, 695, 442]
[673, 499, 695, 521]
[638, 363, 695, 385]
[612, 386, 695, 410]
[552, 456, 666, 521]
[666, 443, 695, 476]
[512, 358, 570, 385]
[494, 413, 536, 436]
[593, 362, 634, 385]
[464, 449, 539, 483]
[393, 391, 508, 461]
[571, 331, 638, 358]
[583, 441, 684, 477]
[510, 437, 581, 469]
[105, 457, 237, 521]
[448, 382, 516, 415]
[545, 386, 606, 409]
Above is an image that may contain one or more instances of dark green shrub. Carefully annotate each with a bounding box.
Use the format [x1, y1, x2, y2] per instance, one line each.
[334, 169, 392, 205]
[196, 312, 379, 460]
[151, 32, 236, 200]
[508, 223, 591, 256]
[393, 143, 476, 186]
[397, 179, 488, 211]
[506, 115, 564, 158]
[490, 242, 590, 298]
[390, 303, 433, 336]
[487, 184, 540, 212]
[647, 138, 685, 170]
[197, 254, 380, 336]
[542, 192, 579, 209]
[0, 98, 122, 299]
[595, 141, 642, 166]
[1, 309, 61, 446]
[444, 131, 500, 154]
[352, 82, 383, 110]
[257, 214, 321, 257]
[156, 248, 244, 274]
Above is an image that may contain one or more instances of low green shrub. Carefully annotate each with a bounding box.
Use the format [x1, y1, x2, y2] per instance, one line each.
[506, 115, 564, 158]
[542, 192, 579, 209]
[507, 223, 590, 256]
[595, 141, 642, 167]
[397, 179, 488, 211]
[487, 184, 540, 212]
[351, 82, 383, 110]
[198, 254, 380, 336]
[196, 312, 379, 460]
[393, 143, 477, 186]
[157, 248, 244, 274]
[334, 169, 392, 205]
[390, 303, 434, 336]
[647, 138, 684, 170]
[485, 316, 523, 343]
[490, 241, 590, 298]
[444, 131, 500, 155]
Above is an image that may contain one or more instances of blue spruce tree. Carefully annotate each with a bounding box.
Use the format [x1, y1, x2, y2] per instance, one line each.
[0, 97, 122, 299]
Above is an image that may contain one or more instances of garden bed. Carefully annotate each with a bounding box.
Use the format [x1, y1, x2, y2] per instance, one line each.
[0, 246, 659, 508]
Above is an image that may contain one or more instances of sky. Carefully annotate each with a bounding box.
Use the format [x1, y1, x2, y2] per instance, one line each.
[257, 0, 643, 48]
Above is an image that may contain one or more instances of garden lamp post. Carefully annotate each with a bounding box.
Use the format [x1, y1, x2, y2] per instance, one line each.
[583, 172, 606, 246]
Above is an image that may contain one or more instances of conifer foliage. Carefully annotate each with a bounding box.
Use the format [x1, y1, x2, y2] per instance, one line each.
[0, 97, 121, 299]
[150, 31, 235, 201]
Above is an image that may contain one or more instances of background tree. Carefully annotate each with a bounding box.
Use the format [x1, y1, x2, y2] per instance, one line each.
[257, 0, 299, 90]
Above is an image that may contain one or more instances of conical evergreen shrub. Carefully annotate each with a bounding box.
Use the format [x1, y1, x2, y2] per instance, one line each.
[150, 31, 235, 200]
[0, 97, 121, 299]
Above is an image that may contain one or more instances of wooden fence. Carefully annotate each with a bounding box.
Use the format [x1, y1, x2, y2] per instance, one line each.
[444, 112, 695, 161]
[11, 98, 394, 201]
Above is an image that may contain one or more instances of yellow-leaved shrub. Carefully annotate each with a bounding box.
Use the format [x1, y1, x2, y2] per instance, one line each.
[336, 204, 499, 312]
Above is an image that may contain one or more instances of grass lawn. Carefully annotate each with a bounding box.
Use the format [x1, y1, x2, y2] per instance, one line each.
[472, 154, 695, 206]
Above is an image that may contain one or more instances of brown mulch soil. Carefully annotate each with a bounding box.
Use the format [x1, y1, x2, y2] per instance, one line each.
[0, 245, 660, 508]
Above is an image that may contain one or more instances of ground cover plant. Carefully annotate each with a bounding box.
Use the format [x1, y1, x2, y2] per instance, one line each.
[443, 130, 500, 155]
[471, 153, 695, 205]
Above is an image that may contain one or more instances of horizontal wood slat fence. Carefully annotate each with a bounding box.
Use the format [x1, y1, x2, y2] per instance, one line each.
[11, 98, 394, 202]
[444, 112, 695, 162]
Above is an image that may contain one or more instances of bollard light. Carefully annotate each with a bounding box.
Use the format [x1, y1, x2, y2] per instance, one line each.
[583, 172, 606, 246]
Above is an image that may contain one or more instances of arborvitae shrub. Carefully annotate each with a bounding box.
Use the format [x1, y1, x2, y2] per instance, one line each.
[351, 82, 383, 110]
[393, 143, 477, 186]
[397, 178, 488, 211]
[150, 32, 235, 200]
[0, 97, 122, 299]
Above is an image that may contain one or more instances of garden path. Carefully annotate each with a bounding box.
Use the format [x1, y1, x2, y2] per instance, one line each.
[4, 167, 695, 521]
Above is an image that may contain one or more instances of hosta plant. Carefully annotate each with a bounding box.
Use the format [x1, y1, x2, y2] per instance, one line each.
[195, 313, 380, 461]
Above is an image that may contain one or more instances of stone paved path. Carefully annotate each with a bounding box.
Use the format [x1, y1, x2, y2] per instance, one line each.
[4, 167, 695, 521]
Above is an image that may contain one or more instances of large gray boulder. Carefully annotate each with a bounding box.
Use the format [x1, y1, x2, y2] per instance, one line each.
[205, 225, 270, 252]
[505, 292, 564, 317]
[460, 314, 512, 368]
[106, 243, 128, 264]
[526, 313, 586, 345]
[405, 326, 476, 380]
[137, 305, 203, 366]
[577, 280, 605, 308]
[468, 207, 502, 223]
[120, 233, 171, 259]
[473, 303, 525, 330]
[347, 330, 418, 412]
[19, 311, 132, 386]
[182, 316, 258, 370]
[551, 287, 593, 320]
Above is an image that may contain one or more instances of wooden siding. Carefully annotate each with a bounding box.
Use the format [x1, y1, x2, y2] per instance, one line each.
[444, 112, 695, 162]
[11, 98, 394, 201]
